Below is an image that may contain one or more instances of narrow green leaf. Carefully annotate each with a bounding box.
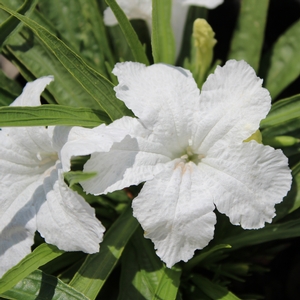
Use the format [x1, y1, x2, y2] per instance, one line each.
[0, 244, 64, 294]
[69, 206, 139, 300]
[105, 0, 149, 65]
[0, 3, 131, 120]
[262, 19, 300, 99]
[0, 0, 37, 48]
[64, 171, 97, 188]
[192, 274, 241, 300]
[152, 0, 175, 64]
[228, 0, 269, 71]
[119, 228, 181, 300]
[38, 0, 115, 74]
[220, 218, 300, 250]
[184, 244, 231, 272]
[0, 270, 89, 300]
[261, 94, 300, 136]
[0, 105, 110, 127]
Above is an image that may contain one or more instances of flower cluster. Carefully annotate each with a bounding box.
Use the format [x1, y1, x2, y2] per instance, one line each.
[0, 59, 292, 274]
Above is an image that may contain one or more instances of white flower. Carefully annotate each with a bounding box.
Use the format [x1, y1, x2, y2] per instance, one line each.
[62, 60, 292, 268]
[103, 0, 224, 56]
[0, 77, 105, 277]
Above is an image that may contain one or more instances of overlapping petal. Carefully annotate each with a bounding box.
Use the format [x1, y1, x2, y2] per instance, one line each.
[36, 163, 104, 253]
[113, 63, 200, 153]
[0, 77, 105, 277]
[193, 60, 271, 153]
[80, 117, 171, 194]
[132, 160, 216, 267]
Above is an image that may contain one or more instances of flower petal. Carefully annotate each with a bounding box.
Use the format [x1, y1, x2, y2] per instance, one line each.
[202, 141, 292, 229]
[182, 0, 224, 9]
[11, 76, 53, 107]
[103, 0, 152, 27]
[113, 63, 201, 152]
[194, 60, 271, 153]
[36, 163, 104, 253]
[132, 161, 216, 268]
[81, 119, 171, 194]
[0, 180, 43, 277]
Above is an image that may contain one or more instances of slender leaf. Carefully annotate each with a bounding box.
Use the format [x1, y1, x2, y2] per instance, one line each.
[262, 19, 300, 99]
[0, 270, 89, 300]
[220, 218, 300, 250]
[261, 94, 300, 136]
[0, 244, 64, 294]
[228, 0, 269, 71]
[69, 206, 139, 300]
[0, 0, 37, 48]
[0, 105, 110, 127]
[0, 3, 131, 120]
[105, 0, 149, 65]
[192, 275, 241, 300]
[38, 0, 114, 74]
[184, 244, 231, 272]
[152, 0, 175, 64]
[119, 228, 181, 300]
[64, 171, 97, 188]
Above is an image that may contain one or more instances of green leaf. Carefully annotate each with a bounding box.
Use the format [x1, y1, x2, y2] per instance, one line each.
[0, 3, 131, 120]
[119, 228, 181, 300]
[0, 244, 64, 294]
[152, 0, 175, 64]
[105, 0, 149, 65]
[262, 19, 300, 99]
[192, 274, 241, 300]
[0, 0, 37, 48]
[0, 270, 89, 300]
[184, 244, 231, 272]
[228, 0, 269, 72]
[69, 206, 139, 300]
[261, 94, 300, 137]
[0, 70, 22, 106]
[0, 105, 110, 127]
[220, 218, 300, 250]
[38, 0, 114, 75]
[64, 171, 97, 188]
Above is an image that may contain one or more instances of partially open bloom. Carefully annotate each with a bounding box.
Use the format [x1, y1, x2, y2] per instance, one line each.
[104, 0, 224, 56]
[0, 77, 104, 277]
[62, 60, 292, 267]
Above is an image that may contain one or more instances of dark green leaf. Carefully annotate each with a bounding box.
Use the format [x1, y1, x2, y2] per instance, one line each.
[228, 0, 269, 72]
[0, 0, 37, 48]
[262, 19, 300, 99]
[192, 274, 241, 300]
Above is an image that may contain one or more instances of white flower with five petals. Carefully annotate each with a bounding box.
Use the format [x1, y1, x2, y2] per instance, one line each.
[62, 60, 292, 268]
[0, 77, 104, 277]
[104, 0, 224, 56]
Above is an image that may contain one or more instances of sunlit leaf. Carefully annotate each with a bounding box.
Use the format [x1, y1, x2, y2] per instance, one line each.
[0, 270, 89, 300]
[69, 206, 139, 300]
[0, 244, 64, 294]
[0, 105, 109, 127]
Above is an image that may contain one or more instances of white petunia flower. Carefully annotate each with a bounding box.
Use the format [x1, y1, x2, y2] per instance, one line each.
[0, 77, 105, 277]
[62, 60, 292, 268]
[103, 0, 224, 57]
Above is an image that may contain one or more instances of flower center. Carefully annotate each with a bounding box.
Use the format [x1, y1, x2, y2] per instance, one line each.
[180, 139, 204, 165]
[37, 152, 58, 167]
